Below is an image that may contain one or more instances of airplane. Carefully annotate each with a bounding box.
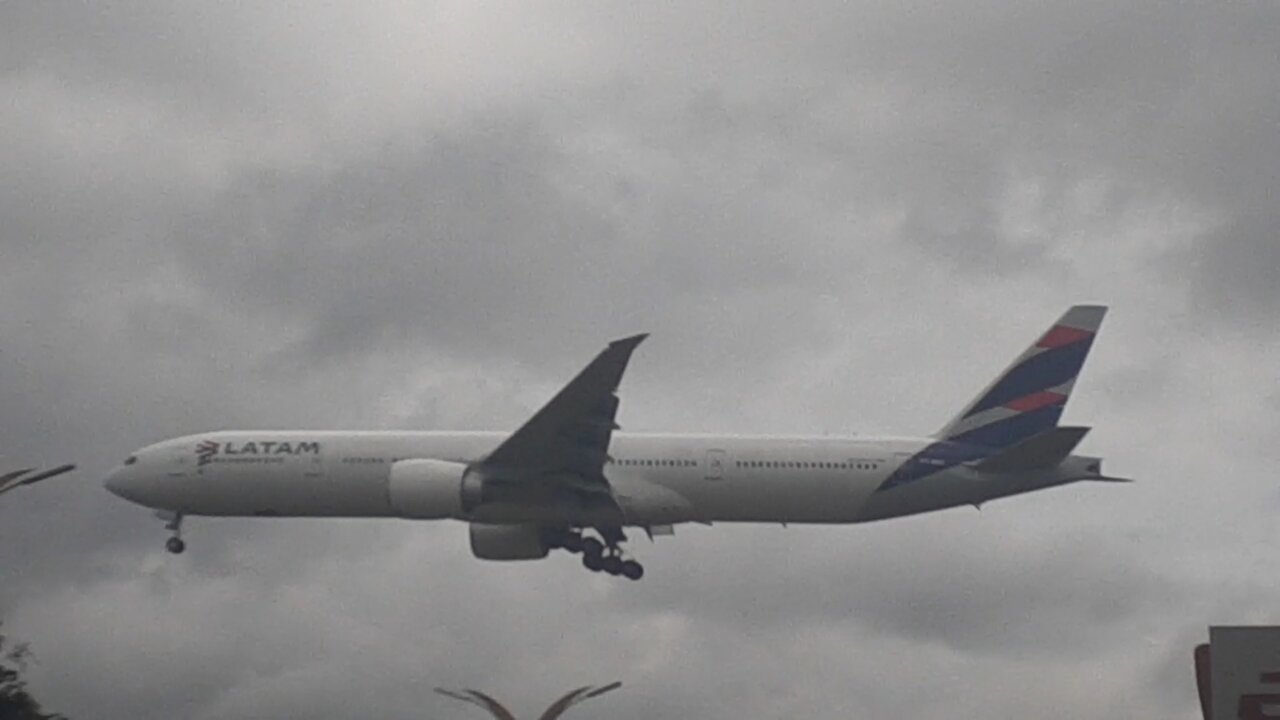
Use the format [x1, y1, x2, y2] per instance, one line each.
[0, 464, 76, 498]
[104, 305, 1128, 580]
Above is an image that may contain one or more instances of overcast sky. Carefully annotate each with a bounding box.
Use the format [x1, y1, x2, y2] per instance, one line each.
[2, 2, 1278, 718]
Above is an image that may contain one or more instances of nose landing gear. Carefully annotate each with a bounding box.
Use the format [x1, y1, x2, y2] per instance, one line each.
[157, 511, 185, 554]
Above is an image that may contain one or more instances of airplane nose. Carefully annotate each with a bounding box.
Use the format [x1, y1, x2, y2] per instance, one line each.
[104, 466, 145, 503]
[104, 468, 125, 496]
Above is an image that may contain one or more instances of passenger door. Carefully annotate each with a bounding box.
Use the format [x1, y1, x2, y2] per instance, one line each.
[704, 449, 726, 480]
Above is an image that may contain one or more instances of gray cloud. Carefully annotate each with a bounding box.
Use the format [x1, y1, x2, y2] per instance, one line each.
[2, 2, 1279, 719]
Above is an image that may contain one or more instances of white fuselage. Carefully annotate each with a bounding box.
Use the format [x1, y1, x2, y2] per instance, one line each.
[105, 431, 1097, 527]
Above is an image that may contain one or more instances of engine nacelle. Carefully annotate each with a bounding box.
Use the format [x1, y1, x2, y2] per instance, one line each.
[388, 459, 469, 519]
[469, 523, 549, 561]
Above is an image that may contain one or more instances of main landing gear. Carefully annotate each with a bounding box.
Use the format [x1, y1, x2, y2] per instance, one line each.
[158, 511, 185, 554]
[545, 527, 644, 581]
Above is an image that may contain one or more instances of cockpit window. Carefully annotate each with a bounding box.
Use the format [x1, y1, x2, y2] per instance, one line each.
[124, 455, 138, 466]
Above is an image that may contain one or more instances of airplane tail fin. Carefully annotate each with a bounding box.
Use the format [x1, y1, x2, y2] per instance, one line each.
[935, 305, 1107, 449]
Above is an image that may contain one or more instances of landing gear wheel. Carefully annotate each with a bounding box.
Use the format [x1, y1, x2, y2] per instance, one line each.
[581, 537, 604, 559]
[601, 555, 623, 576]
[582, 553, 604, 572]
[620, 560, 644, 581]
[165, 537, 186, 555]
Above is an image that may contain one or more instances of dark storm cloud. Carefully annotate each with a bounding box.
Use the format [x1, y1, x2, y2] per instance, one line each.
[2, 2, 1279, 719]
[822, 2, 1280, 310]
[678, 3, 1280, 306]
[167, 118, 622, 369]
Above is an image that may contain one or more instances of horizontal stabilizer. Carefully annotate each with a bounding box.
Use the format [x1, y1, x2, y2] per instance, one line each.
[973, 426, 1090, 473]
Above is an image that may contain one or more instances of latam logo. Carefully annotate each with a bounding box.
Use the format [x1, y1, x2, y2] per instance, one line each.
[195, 440, 321, 466]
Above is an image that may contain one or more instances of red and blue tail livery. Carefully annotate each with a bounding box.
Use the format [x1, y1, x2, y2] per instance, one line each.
[936, 304, 1106, 449]
[878, 305, 1107, 491]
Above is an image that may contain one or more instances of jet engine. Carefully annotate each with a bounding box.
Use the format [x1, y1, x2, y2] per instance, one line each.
[469, 523, 549, 561]
[388, 459, 472, 519]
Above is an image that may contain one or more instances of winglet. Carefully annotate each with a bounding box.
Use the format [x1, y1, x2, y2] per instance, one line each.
[609, 333, 648, 352]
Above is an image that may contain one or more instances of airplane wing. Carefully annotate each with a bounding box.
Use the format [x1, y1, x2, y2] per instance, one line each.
[482, 334, 647, 490]
[0, 464, 75, 497]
